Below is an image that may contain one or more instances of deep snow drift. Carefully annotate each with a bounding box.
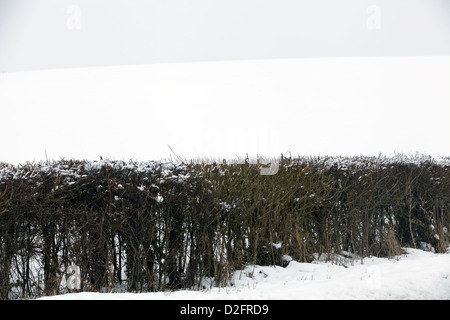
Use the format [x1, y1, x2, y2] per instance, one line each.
[40, 248, 450, 300]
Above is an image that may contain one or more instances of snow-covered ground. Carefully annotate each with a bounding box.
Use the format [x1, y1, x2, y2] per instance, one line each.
[1, 56, 449, 164]
[40, 248, 450, 300]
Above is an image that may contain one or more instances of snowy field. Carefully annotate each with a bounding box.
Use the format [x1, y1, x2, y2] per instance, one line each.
[39, 248, 450, 300]
[1, 56, 449, 164]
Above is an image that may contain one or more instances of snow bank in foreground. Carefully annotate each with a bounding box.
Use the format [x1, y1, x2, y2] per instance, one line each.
[40, 248, 450, 300]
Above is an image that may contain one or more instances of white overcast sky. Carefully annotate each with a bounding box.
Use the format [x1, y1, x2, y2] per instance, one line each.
[0, 1, 449, 164]
[1, 0, 449, 71]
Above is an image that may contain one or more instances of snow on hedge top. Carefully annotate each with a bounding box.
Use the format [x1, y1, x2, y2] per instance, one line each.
[1, 154, 449, 184]
[0, 159, 189, 183]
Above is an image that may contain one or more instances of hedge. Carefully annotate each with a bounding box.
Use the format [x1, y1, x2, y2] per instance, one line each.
[0, 155, 449, 299]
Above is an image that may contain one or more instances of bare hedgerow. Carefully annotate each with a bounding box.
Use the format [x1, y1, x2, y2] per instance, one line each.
[0, 155, 449, 299]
